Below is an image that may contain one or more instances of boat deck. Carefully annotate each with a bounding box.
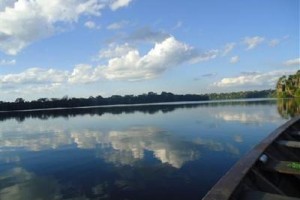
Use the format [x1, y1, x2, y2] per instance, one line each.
[202, 116, 300, 200]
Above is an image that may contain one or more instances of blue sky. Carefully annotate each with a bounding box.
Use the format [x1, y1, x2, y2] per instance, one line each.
[0, 0, 299, 101]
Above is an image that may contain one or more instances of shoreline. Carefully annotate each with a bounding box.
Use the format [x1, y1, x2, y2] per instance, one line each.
[0, 98, 278, 113]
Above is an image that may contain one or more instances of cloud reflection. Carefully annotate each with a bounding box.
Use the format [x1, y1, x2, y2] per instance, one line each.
[214, 110, 282, 124]
[98, 127, 200, 168]
[0, 125, 241, 169]
[0, 168, 61, 200]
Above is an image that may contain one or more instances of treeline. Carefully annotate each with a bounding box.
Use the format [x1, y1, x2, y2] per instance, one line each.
[0, 100, 276, 123]
[208, 90, 275, 100]
[0, 90, 275, 111]
[276, 70, 300, 98]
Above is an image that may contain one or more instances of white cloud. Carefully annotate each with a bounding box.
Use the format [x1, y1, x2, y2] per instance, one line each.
[0, 168, 61, 200]
[214, 70, 293, 88]
[68, 64, 102, 84]
[99, 43, 134, 58]
[0, 68, 67, 85]
[84, 20, 100, 29]
[0, 59, 16, 66]
[230, 56, 239, 64]
[0, 67, 68, 98]
[215, 111, 282, 124]
[0, 0, 16, 11]
[0, 36, 219, 89]
[283, 58, 300, 67]
[100, 36, 218, 81]
[243, 36, 265, 50]
[223, 43, 235, 56]
[0, 0, 133, 55]
[106, 20, 128, 30]
[110, 0, 132, 11]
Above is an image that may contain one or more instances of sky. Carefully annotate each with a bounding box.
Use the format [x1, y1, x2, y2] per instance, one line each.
[0, 0, 299, 101]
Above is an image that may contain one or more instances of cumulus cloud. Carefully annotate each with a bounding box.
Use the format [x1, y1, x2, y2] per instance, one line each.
[283, 58, 300, 67]
[214, 70, 293, 88]
[243, 36, 265, 50]
[230, 56, 239, 64]
[0, 0, 133, 55]
[0, 59, 16, 66]
[100, 36, 218, 81]
[110, 0, 132, 11]
[106, 20, 128, 30]
[0, 36, 218, 91]
[0, 68, 67, 96]
[68, 64, 103, 84]
[0, 68, 67, 85]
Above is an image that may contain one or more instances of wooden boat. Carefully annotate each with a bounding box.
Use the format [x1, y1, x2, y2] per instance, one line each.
[202, 116, 300, 200]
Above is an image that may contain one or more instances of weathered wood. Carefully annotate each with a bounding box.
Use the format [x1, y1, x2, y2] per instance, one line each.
[290, 131, 300, 136]
[241, 191, 300, 200]
[277, 140, 300, 148]
[251, 168, 285, 194]
[202, 116, 300, 200]
[265, 161, 300, 175]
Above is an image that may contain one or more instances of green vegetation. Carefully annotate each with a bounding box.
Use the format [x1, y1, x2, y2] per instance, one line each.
[287, 162, 300, 170]
[276, 70, 300, 98]
[208, 90, 275, 100]
[0, 90, 275, 112]
[277, 98, 300, 119]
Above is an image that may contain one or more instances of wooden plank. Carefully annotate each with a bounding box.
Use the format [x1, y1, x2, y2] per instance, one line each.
[277, 140, 300, 148]
[202, 116, 300, 200]
[290, 131, 300, 136]
[251, 169, 285, 194]
[241, 191, 300, 200]
[265, 161, 300, 175]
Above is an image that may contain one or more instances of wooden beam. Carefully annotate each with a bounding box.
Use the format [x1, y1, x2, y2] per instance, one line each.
[265, 160, 300, 175]
[202, 116, 300, 200]
[277, 140, 300, 148]
[241, 191, 300, 200]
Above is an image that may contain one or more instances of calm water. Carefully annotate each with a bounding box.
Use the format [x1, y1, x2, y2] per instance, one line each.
[0, 99, 299, 200]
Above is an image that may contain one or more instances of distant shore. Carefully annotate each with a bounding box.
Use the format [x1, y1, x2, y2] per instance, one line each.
[0, 97, 278, 113]
[0, 90, 275, 112]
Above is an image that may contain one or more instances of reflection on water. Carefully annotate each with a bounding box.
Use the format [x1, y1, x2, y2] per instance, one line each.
[0, 168, 60, 200]
[0, 125, 241, 169]
[0, 99, 278, 123]
[0, 99, 298, 200]
[277, 98, 300, 119]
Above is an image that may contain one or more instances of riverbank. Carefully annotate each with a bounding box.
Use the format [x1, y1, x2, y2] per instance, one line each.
[0, 90, 275, 112]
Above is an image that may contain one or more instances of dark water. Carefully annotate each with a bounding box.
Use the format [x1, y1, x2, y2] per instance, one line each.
[0, 99, 299, 200]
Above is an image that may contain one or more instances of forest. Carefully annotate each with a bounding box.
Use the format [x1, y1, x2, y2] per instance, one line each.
[276, 70, 300, 98]
[0, 90, 275, 111]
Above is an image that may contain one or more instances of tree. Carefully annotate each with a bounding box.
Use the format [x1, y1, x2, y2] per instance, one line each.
[15, 98, 25, 103]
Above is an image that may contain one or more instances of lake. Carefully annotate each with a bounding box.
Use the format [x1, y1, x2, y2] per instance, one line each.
[0, 99, 299, 200]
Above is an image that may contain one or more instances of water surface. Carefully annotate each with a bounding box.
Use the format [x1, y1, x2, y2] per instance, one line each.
[0, 99, 299, 200]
